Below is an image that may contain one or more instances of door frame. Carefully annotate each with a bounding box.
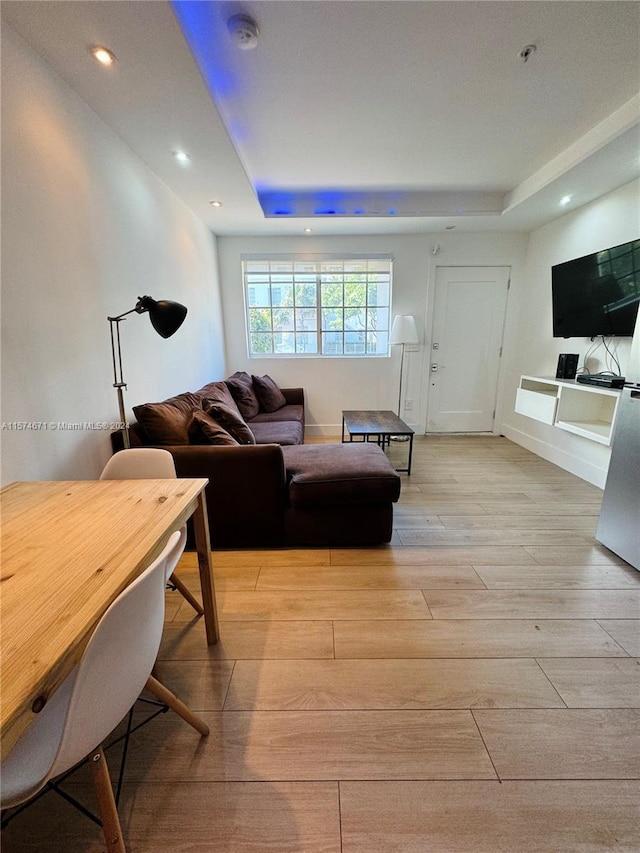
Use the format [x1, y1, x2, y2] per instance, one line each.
[417, 255, 515, 436]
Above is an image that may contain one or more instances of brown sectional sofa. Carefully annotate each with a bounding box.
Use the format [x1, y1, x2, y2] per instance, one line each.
[118, 373, 401, 548]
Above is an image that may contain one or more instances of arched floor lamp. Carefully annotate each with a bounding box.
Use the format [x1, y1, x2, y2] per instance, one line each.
[108, 296, 187, 448]
[390, 314, 419, 418]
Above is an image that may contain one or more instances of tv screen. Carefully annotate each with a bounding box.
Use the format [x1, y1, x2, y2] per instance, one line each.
[552, 239, 640, 338]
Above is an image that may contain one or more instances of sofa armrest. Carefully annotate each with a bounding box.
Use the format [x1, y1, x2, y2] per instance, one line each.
[280, 387, 304, 407]
[168, 444, 287, 547]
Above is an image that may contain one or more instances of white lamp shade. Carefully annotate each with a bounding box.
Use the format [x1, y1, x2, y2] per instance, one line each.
[390, 314, 418, 345]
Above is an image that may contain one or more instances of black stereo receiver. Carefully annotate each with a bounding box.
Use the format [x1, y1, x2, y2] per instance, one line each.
[576, 375, 626, 389]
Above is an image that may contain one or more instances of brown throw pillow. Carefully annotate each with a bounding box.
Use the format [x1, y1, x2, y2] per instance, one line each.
[133, 392, 202, 445]
[195, 380, 239, 413]
[188, 410, 239, 446]
[252, 375, 287, 412]
[203, 400, 256, 445]
[226, 377, 260, 420]
[227, 370, 252, 386]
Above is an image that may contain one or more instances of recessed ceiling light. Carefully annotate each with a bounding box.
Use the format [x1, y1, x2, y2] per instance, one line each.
[90, 45, 116, 66]
[173, 150, 191, 165]
[209, 200, 222, 207]
[303, 227, 313, 233]
[560, 195, 572, 206]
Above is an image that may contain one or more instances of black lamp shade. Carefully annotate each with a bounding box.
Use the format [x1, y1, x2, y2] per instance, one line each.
[136, 296, 187, 338]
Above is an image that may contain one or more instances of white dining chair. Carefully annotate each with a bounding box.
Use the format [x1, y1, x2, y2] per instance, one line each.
[0, 531, 209, 853]
[100, 448, 203, 615]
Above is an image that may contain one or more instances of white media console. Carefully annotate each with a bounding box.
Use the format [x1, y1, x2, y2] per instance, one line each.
[515, 375, 622, 446]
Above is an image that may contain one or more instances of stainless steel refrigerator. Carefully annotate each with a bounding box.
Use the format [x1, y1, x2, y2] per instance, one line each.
[596, 310, 640, 571]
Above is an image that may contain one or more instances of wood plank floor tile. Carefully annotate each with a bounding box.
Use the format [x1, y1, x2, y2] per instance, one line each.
[473, 709, 640, 778]
[396, 502, 488, 514]
[339, 780, 640, 853]
[524, 545, 627, 565]
[597, 620, 640, 656]
[537, 658, 640, 708]
[397, 529, 591, 546]
[473, 563, 640, 588]
[158, 620, 335, 660]
[329, 546, 536, 566]
[255, 563, 485, 590]
[332, 619, 628, 659]
[177, 554, 260, 590]
[393, 516, 448, 529]
[438, 515, 599, 531]
[120, 710, 497, 781]
[2, 782, 342, 853]
[223, 659, 565, 710]
[150, 660, 234, 711]
[211, 590, 432, 621]
[477, 502, 604, 516]
[211, 549, 332, 566]
[424, 589, 640, 619]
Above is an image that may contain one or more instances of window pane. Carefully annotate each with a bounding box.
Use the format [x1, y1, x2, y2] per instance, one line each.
[344, 331, 366, 354]
[295, 307, 317, 330]
[344, 307, 366, 330]
[250, 333, 273, 353]
[272, 308, 294, 331]
[344, 281, 366, 306]
[367, 330, 388, 353]
[249, 308, 272, 332]
[367, 306, 389, 330]
[295, 282, 317, 306]
[295, 332, 318, 353]
[272, 285, 293, 307]
[248, 284, 271, 308]
[321, 281, 343, 307]
[273, 332, 295, 353]
[368, 281, 390, 306]
[322, 308, 344, 330]
[322, 332, 343, 354]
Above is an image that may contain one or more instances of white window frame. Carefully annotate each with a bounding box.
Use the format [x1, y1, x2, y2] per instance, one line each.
[242, 254, 393, 358]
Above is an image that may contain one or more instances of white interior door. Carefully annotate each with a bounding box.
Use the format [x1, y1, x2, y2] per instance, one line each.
[426, 266, 509, 432]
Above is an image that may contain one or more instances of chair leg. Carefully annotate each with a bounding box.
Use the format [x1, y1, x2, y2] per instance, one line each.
[144, 675, 210, 737]
[90, 747, 126, 853]
[168, 572, 204, 615]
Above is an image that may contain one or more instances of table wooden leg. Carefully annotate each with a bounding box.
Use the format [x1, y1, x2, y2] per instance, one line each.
[191, 491, 220, 644]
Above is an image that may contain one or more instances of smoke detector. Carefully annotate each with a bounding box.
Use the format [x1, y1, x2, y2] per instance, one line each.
[519, 44, 537, 63]
[227, 14, 259, 50]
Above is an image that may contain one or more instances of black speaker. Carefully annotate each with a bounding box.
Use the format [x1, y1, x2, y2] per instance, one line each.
[556, 353, 579, 379]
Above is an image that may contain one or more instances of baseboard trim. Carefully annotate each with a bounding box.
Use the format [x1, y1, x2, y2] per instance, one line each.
[501, 424, 607, 489]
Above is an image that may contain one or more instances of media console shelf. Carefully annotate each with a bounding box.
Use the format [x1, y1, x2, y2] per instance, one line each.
[515, 375, 621, 446]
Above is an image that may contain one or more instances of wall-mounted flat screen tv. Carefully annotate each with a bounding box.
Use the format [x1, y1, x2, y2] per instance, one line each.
[552, 239, 640, 338]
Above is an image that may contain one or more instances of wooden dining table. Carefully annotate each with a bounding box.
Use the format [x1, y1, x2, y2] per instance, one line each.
[0, 478, 219, 760]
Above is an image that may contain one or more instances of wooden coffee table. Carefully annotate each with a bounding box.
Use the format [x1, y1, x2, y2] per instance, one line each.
[341, 409, 414, 475]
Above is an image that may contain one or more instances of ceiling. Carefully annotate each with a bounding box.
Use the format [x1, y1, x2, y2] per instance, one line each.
[2, 0, 639, 236]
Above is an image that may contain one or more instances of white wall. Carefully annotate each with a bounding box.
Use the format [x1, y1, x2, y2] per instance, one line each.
[502, 179, 640, 487]
[0, 27, 225, 484]
[218, 232, 528, 435]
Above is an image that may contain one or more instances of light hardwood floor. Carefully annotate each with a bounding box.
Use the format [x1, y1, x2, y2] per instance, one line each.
[3, 436, 639, 852]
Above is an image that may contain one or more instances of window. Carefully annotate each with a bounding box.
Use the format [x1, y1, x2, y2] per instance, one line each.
[243, 256, 392, 356]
